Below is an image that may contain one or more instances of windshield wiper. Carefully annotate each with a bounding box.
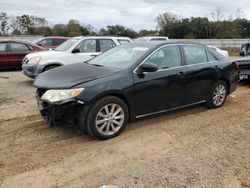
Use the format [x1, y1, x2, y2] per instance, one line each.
[91, 64, 105, 67]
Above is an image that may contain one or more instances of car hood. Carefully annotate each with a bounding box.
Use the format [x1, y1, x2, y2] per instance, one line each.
[25, 50, 64, 59]
[34, 63, 118, 89]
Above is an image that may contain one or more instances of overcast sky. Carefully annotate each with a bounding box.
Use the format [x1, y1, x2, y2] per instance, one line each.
[1, 0, 250, 30]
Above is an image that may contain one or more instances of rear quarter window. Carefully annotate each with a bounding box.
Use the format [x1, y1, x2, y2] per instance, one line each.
[117, 39, 131, 44]
[207, 51, 218, 61]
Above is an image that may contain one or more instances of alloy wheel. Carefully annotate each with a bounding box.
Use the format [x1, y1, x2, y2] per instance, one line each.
[95, 103, 125, 136]
[213, 84, 226, 106]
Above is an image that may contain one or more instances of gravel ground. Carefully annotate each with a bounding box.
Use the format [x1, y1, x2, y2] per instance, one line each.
[0, 71, 249, 188]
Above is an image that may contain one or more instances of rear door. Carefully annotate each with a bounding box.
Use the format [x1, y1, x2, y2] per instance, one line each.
[9, 42, 31, 68]
[181, 44, 220, 103]
[0, 42, 9, 68]
[133, 45, 187, 116]
[98, 39, 117, 53]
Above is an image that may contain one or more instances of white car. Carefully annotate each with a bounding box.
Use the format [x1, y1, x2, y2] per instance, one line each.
[22, 36, 132, 78]
[134, 36, 169, 42]
[207, 45, 229, 57]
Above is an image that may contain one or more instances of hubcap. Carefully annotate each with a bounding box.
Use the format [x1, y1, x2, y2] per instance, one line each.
[95, 103, 124, 136]
[213, 84, 226, 106]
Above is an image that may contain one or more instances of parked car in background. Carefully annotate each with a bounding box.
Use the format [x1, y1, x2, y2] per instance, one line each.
[34, 41, 239, 140]
[233, 56, 250, 80]
[207, 45, 229, 57]
[134, 36, 169, 42]
[239, 43, 250, 57]
[0, 40, 44, 69]
[22, 36, 132, 78]
[34, 37, 69, 50]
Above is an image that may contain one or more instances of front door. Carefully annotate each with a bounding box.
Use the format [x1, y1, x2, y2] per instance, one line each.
[70, 39, 101, 64]
[133, 45, 187, 116]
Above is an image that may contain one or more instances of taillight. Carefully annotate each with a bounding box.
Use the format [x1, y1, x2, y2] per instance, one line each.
[235, 61, 240, 70]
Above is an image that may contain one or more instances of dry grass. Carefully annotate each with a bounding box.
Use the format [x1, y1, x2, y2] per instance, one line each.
[222, 47, 240, 57]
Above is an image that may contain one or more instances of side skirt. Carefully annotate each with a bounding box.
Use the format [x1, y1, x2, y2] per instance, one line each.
[136, 100, 206, 119]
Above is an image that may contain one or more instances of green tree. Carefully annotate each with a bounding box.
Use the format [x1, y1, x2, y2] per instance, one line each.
[155, 12, 178, 37]
[67, 19, 81, 37]
[52, 24, 67, 36]
[16, 15, 34, 34]
[101, 25, 138, 38]
[0, 12, 9, 35]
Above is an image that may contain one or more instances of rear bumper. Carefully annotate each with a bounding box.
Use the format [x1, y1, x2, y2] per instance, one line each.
[22, 64, 44, 78]
[239, 69, 250, 80]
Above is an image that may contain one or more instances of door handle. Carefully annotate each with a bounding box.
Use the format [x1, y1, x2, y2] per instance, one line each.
[214, 65, 219, 71]
[178, 71, 184, 77]
[90, 54, 98, 57]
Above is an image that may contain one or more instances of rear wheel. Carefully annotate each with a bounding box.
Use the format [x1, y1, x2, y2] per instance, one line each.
[206, 80, 227, 109]
[86, 96, 129, 140]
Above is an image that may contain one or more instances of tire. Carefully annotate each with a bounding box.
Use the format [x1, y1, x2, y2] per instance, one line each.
[43, 65, 58, 72]
[86, 96, 129, 140]
[205, 80, 228, 109]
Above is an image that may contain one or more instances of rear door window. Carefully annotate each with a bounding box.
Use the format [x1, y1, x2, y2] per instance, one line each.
[182, 45, 208, 65]
[10, 43, 29, 52]
[99, 39, 116, 52]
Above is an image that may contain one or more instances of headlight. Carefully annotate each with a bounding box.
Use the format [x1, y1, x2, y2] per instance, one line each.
[41, 88, 84, 103]
[28, 56, 42, 64]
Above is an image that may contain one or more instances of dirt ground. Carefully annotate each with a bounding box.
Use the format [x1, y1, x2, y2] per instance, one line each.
[0, 71, 249, 188]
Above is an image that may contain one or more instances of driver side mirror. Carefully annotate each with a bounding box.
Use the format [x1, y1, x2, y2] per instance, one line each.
[139, 63, 158, 73]
[72, 48, 80, 54]
[137, 63, 158, 78]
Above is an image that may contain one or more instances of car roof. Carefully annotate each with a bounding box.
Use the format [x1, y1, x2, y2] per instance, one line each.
[36, 36, 70, 40]
[72, 36, 131, 40]
[126, 40, 209, 48]
[0, 39, 42, 47]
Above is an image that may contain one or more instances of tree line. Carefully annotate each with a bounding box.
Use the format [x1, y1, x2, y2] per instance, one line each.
[0, 9, 250, 39]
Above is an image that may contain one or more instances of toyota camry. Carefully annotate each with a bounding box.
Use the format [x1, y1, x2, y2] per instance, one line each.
[34, 41, 239, 140]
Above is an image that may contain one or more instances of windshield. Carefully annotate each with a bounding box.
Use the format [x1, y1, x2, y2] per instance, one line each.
[88, 45, 149, 69]
[55, 38, 80, 52]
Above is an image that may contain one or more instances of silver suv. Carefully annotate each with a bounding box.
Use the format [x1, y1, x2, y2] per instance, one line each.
[22, 36, 132, 78]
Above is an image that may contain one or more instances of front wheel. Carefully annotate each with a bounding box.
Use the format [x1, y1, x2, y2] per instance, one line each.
[206, 81, 228, 109]
[86, 96, 129, 140]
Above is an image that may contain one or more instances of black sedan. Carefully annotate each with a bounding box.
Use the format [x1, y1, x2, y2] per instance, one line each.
[34, 41, 239, 140]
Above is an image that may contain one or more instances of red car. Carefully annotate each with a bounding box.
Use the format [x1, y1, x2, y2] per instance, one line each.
[0, 40, 44, 69]
[34, 37, 69, 50]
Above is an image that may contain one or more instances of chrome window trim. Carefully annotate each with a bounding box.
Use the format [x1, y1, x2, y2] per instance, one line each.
[133, 43, 218, 74]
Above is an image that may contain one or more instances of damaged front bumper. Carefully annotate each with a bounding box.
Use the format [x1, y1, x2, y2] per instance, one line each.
[36, 90, 87, 130]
